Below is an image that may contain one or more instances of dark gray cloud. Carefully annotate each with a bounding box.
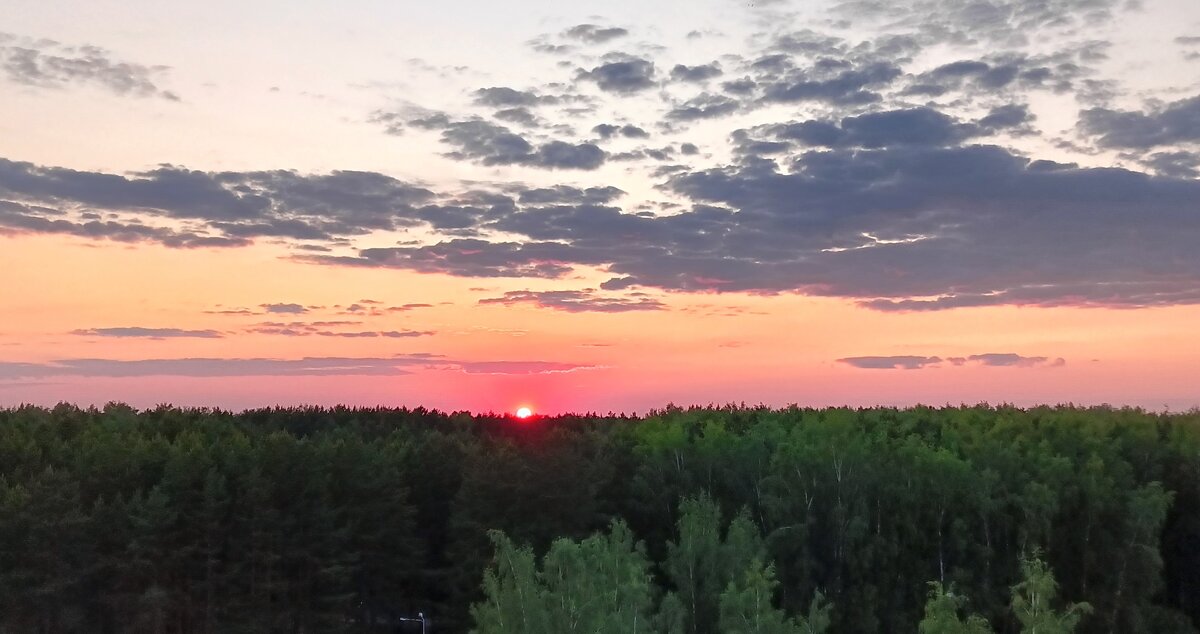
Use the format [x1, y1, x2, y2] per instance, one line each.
[404, 117, 606, 169]
[515, 185, 624, 205]
[0, 200, 250, 248]
[761, 61, 901, 105]
[479, 289, 665, 312]
[1080, 95, 1200, 149]
[839, 353, 1065, 369]
[670, 63, 723, 82]
[747, 106, 1030, 153]
[578, 58, 656, 93]
[72, 327, 224, 339]
[721, 78, 757, 95]
[1143, 151, 1200, 179]
[977, 104, 1033, 130]
[592, 123, 649, 139]
[769, 107, 979, 147]
[532, 141, 607, 170]
[0, 35, 177, 99]
[308, 138, 1200, 310]
[494, 107, 539, 127]
[906, 50, 1100, 99]
[563, 24, 629, 44]
[0, 158, 437, 247]
[306, 238, 593, 279]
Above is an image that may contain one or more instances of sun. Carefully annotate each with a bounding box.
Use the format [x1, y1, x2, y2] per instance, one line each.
[515, 406, 533, 419]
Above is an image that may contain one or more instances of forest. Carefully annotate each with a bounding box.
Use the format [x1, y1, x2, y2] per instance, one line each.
[0, 403, 1197, 633]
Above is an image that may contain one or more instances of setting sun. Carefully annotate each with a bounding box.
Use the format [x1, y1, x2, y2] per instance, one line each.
[515, 407, 533, 419]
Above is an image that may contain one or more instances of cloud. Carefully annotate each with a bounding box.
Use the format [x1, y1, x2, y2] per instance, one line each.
[839, 353, 1065, 369]
[515, 185, 625, 204]
[479, 289, 666, 312]
[303, 137, 1200, 311]
[319, 330, 434, 338]
[457, 361, 600, 375]
[386, 303, 435, 312]
[261, 303, 308, 314]
[761, 61, 901, 105]
[667, 94, 740, 121]
[247, 322, 435, 338]
[592, 123, 649, 139]
[670, 63, 723, 82]
[838, 356, 943, 370]
[1080, 95, 1200, 148]
[578, 58, 656, 93]
[0, 200, 250, 248]
[721, 78, 757, 95]
[0, 356, 433, 378]
[9, 126, 1200, 312]
[0, 158, 437, 247]
[399, 117, 606, 169]
[957, 353, 1066, 367]
[0, 34, 177, 99]
[0, 354, 594, 379]
[904, 50, 1097, 99]
[72, 327, 224, 339]
[563, 24, 629, 44]
[473, 86, 548, 107]
[305, 239, 590, 278]
[977, 104, 1034, 130]
[749, 106, 1032, 153]
[768, 107, 980, 148]
[1143, 151, 1200, 178]
[833, 0, 1124, 46]
[494, 107, 538, 127]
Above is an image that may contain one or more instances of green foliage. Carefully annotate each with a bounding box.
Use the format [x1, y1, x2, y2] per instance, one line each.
[718, 560, 830, 634]
[919, 582, 993, 634]
[470, 520, 656, 634]
[661, 494, 767, 634]
[0, 403, 1197, 633]
[1010, 553, 1092, 633]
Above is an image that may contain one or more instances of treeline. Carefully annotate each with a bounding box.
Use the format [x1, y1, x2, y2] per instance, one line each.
[0, 403, 1197, 633]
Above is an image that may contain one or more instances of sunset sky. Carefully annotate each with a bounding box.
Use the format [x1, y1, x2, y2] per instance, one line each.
[2, 0, 1199, 413]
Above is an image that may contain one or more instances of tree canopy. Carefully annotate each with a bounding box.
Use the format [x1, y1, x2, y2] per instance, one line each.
[0, 402, 1197, 632]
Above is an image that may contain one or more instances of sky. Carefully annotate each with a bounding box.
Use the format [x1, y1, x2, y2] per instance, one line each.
[1, 0, 1199, 414]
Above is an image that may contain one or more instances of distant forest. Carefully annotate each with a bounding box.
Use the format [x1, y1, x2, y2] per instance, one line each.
[1, 403, 1197, 633]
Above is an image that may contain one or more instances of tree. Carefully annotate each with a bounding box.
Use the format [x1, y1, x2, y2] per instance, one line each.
[918, 582, 992, 634]
[470, 520, 656, 634]
[719, 560, 830, 634]
[1010, 555, 1091, 633]
[661, 494, 764, 634]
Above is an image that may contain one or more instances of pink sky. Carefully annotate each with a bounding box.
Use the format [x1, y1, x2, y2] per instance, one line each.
[2, 0, 1199, 413]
